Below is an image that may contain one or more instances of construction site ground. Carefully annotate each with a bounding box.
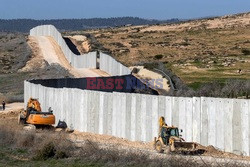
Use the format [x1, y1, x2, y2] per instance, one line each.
[0, 104, 250, 166]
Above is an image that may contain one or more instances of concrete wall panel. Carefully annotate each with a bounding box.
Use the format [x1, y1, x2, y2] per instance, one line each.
[201, 97, 208, 146]
[107, 93, 113, 135]
[216, 99, 225, 150]
[130, 94, 137, 141]
[99, 92, 105, 134]
[24, 81, 250, 155]
[224, 99, 233, 153]
[116, 93, 122, 137]
[233, 99, 242, 155]
[82, 91, 88, 132]
[135, 94, 142, 141]
[241, 100, 249, 156]
[141, 95, 147, 141]
[207, 98, 216, 146]
[172, 97, 179, 127]
[185, 98, 193, 142]
[192, 97, 201, 143]
[178, 98, 186, 140]
[121, 93, 127, 138]
[94, 91, 100, 133]
[112, 93, 118, 136]
[125, 94, 132, 139]
[151, 96, 158, 141]
[99, 52, 131, 76]
[165, 97, 172, 126]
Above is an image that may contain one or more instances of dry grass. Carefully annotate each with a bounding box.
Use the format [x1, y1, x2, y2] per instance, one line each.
[0, 125, 249, 167]
[0, 111, 249, 166]
[67, 13, 250, 87]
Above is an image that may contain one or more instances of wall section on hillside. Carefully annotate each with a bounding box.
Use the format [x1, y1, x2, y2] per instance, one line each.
[100, 52, 131, 76]
[30, 25, 131, 75]
[24, 81, 250, 156]
[30, 25, 96, 69]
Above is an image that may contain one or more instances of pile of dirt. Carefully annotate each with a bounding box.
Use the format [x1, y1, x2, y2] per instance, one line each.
[69, 131, 152, 151]
[195, 144, 250, 161]
[131, 66, 170, 93]
[66, 35, 91, 53]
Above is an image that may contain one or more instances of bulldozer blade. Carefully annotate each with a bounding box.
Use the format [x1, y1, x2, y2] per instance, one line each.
[174, 142, 197, 150]
[180, 149, 206, 155]
[173, 142, 205, 155]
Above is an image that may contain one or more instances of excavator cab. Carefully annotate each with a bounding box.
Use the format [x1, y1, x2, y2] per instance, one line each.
[19, 98, 55, 126]
[161, 127, 180, 145]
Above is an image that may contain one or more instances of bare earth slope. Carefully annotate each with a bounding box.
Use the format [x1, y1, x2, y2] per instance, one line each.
[0, 33, 73, 102]
[23, 36, 108, 78]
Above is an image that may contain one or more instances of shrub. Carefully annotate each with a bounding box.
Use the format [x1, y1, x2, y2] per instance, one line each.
[0, 126, 16, 146]
[154, 54, 164, 60]
[142, 62, 159, 70]
[16, 132, 35, 148]
[242, 48, 250, 55]
[55, 150, 68, 159]
[33, 142, 56, 160]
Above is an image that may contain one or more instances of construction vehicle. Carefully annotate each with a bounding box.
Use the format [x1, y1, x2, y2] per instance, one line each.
[18, 98, 55, 126]
[154, 117, 205, 155]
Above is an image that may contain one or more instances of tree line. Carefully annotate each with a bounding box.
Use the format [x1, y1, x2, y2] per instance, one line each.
[0, 17, 179, 32]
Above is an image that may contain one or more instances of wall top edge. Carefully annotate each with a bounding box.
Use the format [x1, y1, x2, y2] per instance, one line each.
[25, 80, 250, 101]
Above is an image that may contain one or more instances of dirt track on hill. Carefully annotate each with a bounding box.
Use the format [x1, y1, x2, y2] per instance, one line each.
[23, 36, 108, 78]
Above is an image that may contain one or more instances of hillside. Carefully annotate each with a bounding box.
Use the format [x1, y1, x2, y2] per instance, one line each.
[0, 33, 73, 102]
[71, 12, 250, 90]
[0, 17, 179, 32]
[1, 12, 250, 101]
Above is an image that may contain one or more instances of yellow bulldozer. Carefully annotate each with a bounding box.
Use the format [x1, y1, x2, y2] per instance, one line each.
[18, 98, 55, 126]
[154, 117, 205, 155]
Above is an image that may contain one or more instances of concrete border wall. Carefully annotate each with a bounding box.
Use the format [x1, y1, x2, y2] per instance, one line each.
[30, 25, 96, 68]
[100, 52, 131, 76]
[24, 81, 250, 156]
[30, 25, 131, 75]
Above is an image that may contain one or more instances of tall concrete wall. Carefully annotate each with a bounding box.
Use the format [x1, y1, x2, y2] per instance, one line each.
[30, 25, 131, 75]
[24, 81, 250, 156]
[100, 52, 131, 76]
[30, 25, 96, 68]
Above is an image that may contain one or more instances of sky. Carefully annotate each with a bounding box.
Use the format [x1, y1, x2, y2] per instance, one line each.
[0, 0, 249, 20]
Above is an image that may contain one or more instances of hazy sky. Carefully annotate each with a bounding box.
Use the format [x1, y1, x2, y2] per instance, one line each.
[0, 0, 249, 20]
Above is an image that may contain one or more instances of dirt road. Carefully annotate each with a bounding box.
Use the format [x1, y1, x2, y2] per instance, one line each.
[26, 36, 108, 78]
[69, 131, 250, 166]
[0, 102, 23, 113]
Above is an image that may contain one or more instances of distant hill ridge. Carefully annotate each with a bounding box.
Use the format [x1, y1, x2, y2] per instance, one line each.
[0, 17, 179, 32]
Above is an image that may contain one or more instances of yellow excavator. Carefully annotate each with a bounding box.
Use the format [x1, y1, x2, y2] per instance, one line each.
[18, 98, 55, 126]
[154, 117, 205, 155]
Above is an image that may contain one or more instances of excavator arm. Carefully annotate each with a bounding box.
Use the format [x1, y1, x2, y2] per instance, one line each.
[27, 98, 42, 112]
